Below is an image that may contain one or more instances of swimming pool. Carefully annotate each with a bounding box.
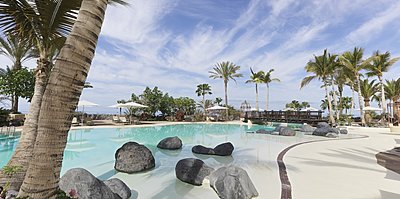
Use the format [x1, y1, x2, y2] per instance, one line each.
[0, 123, 327, 198]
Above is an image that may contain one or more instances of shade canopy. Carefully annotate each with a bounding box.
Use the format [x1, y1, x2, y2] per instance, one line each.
[206, 105, 228, 110]
[363, 106, 382, 111]
[78, 100, 98, 107]
[109, 102, 147, 108]
[250, 107, 264, 111]
[300, 107, 319, 111]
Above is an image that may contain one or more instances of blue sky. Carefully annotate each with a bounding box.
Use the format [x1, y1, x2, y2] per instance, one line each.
[1, 0, 400, 114]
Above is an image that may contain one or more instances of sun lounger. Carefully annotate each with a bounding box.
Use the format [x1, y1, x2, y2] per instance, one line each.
[112, 116, 120, 123]
[71, 117, 79, 126]
[119, 116, 129, 124]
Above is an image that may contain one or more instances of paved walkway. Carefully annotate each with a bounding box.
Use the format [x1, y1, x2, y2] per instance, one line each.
[284, 127, 400, 199]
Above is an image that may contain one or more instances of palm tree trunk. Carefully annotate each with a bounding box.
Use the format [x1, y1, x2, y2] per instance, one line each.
[325, 85, 335, 125]
[379, 76, 387, 123]
[350, 84, 355, 116]
[202, 94, 206, 119]
[224, 79, 228, 117]
[356, 75, 366, 125]
[255, 83, 259, 111]
[266, 85, 269, 111]
[0, 58, 50, 190]
[18, 0, 108, 197]
[12, 94, 18, 113]
[331, 83, 339, 120]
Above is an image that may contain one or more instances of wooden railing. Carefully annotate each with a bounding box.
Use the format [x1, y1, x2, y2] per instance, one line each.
[244, 110, 327, 125]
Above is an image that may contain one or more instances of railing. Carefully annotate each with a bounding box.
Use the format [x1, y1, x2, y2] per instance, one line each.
[244, 110, 326, 124]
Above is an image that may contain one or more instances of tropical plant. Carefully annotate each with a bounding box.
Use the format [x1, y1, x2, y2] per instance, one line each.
[195, 83, 212, 115]
[9, 0, 127, 197]
[214, 97, 223, 106]
[0, 35, 34, 112]
[0, 66, 35, 105]
[359, 79, 378, 107]
[301, 49, 337, 124]
[245, 68, 263, 111]
[173, 97, 196, 116]
[385, 78, 400, 121]
[285, 100, 309, 111]
[365, 51, 400, 118]
[260, 68, 280, 111]
[339, 96, 352, 114]
[209, 61, 243, 116]
[339, 47, 368, 125]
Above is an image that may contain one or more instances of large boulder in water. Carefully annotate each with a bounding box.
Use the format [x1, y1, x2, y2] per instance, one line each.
[157, 136, 182, 150]
[192, 145, 215, 154]
[300, 124, 316, 132]
[279, 127, 296, 136]
[313, 127, 339, 137]
[175, 158, 215, 186]
[317, 122, 330, 128]
[209, 166, 258, 199]
[59, 168, 123, 199]
[214, 142, 234, 156]
[114, 142, 155, 173]
[192, 142, 234, 156]
[255, 129, 270, 134]
[104, 178, 132, 199]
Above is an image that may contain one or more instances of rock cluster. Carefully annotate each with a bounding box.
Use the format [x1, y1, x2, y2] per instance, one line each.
[60, 168, 131, 199]
[192, 142, 234, 156]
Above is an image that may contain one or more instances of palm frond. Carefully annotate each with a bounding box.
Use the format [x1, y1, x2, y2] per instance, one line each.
[300, 76, 316, 88]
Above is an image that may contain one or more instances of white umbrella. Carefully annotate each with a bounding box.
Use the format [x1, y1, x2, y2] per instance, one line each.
[109, 102, 148, 115]
[206, 105, 228, 110]
[77, 100, 98, 124]
[300, 107, 319, 111]
[361, 106, 382, 111]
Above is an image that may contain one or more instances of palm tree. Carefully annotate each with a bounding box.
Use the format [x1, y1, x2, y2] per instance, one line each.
[0, 0, 127, 197]
[260, 68, 280, 111]
[209, 61, 243, 116]
[359, 78, 378, 125]
[0, 0, 80, 189]
[0, 35, 34, 112]
[301, 49, 337, 125]
[365, 51, 400, 121]
[385, 78, 400, 121]
[245, 68, 263, 111]
[339, 47, 368, 126]
[359, 79, 378, 107]
[214, 97, 223, 105]
[195, 83, 212, 115]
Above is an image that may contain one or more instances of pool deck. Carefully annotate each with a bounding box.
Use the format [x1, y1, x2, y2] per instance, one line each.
[284, 126, 400, 199]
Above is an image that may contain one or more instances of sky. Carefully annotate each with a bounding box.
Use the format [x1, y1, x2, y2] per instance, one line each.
[1, 0, 400, 114]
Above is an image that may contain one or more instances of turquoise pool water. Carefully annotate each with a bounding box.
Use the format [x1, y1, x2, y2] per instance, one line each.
[1, 123, 328, 198]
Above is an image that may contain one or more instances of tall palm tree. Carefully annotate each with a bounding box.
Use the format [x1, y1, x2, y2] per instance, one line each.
[385, 78, 400, 121]
[245, 68, 263, 111]
[365, 51, 400, 120]
[17, 0, 126, 197]
[301, 49, 337, 125]
[339, 47, 367, 126]
[359, 78, 378, 125]
[0, 0, 127, 196]
[0, 35, 34, 112]
[195, 83, 212, 115]
[0, 0, 80, 189]
[209, 61, 243, 116]
[260, 68, 280, 111]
